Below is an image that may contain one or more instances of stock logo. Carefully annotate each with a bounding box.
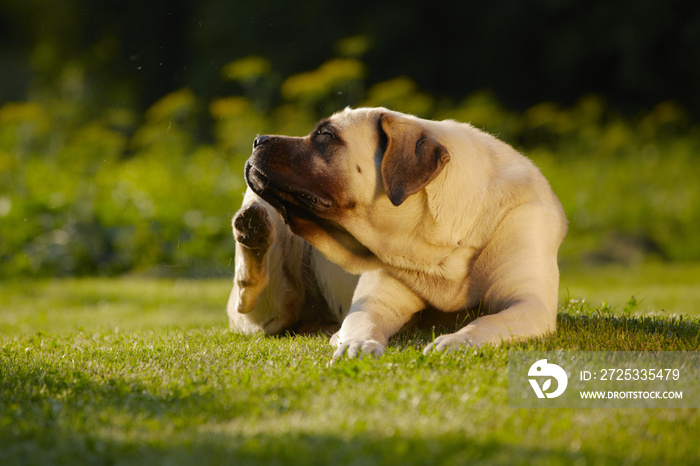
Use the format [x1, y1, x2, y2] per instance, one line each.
[528, 359, 568, 398]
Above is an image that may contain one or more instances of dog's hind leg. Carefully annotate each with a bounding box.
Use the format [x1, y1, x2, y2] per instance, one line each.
[227, 189, 285, 334]
[230, 200, 276, 315]
[227, 189, 317, 335]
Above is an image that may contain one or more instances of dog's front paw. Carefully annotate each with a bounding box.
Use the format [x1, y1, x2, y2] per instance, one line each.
[422, 332, 478, 355]
[332, 339, 385, 362]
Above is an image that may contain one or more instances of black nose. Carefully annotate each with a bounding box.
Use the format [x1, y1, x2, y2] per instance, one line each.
[253, 135, 271, 149]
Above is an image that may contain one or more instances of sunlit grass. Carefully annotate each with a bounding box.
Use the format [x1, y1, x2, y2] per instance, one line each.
[561, 261, 700, 316]
[1, 266, 699, 464]
[2, 262, 697, 338]
[0, 278, 231, 334]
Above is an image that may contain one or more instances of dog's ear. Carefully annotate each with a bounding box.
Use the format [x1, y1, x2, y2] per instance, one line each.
[379, 114, 450, 206]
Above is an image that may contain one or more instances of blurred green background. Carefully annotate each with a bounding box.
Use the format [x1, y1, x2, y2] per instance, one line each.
[1, 0, 700, 279]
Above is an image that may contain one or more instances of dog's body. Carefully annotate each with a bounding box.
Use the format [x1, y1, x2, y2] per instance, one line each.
[227, 107, 567, 359]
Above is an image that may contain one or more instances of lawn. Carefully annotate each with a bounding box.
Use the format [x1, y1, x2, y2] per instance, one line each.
[560, 261, 700, 316]
[1, 263, 699, 465]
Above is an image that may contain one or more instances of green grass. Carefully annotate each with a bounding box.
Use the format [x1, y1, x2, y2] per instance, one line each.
[560, 261, 700, 316]
[1, 264, 699, 465]
[0, 278, 229, 335]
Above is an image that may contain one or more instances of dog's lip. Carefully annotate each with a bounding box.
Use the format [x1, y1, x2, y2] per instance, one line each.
[244, 161, 333, 213]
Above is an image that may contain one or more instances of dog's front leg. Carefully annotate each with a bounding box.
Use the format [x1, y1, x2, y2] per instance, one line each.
[331, 269, 424, 361]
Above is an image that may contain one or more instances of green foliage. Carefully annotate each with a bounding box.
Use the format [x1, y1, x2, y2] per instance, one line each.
[1, 277, 699, 465]
[0, 92, 245, 277]
[364, 77, 434, 117]
[281, 58, 367, 116]
[2, 53, 700, 277]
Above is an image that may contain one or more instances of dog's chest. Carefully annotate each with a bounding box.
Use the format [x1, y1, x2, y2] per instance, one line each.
[387, 249, 477, 312]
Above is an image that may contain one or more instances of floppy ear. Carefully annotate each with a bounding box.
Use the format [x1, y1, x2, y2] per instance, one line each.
[379, 114, 451, 206]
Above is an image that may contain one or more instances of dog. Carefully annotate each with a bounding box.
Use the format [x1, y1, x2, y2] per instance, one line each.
[226, 107, 567, 360]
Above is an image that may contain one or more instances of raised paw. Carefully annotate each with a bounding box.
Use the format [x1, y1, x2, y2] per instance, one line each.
[332, 339, 385, 362]
[422, 332, 477, 355]
[233, 204, 274, 252]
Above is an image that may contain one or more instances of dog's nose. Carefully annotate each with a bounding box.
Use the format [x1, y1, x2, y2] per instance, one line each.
[253, 135, 271, 149]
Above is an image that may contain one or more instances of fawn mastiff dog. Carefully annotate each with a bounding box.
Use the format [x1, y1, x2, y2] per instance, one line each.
[227, 107, 567, 360]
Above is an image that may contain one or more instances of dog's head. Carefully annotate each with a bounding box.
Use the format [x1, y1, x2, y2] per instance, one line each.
[245, 107, 450, 271]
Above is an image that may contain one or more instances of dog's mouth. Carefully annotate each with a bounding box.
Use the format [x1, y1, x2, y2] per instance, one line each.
[244, 161, 333, 219]
[244, 160, 377, 263]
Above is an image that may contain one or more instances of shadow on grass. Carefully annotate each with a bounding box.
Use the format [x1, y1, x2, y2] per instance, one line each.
[0, 415, 612, 466]
[550, 311, 700, 351]
[389, 309, 700, 352]
[0, 362, 589, 465]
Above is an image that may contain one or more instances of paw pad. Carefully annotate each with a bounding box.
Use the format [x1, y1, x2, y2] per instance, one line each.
[234, 204, 273, 250]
